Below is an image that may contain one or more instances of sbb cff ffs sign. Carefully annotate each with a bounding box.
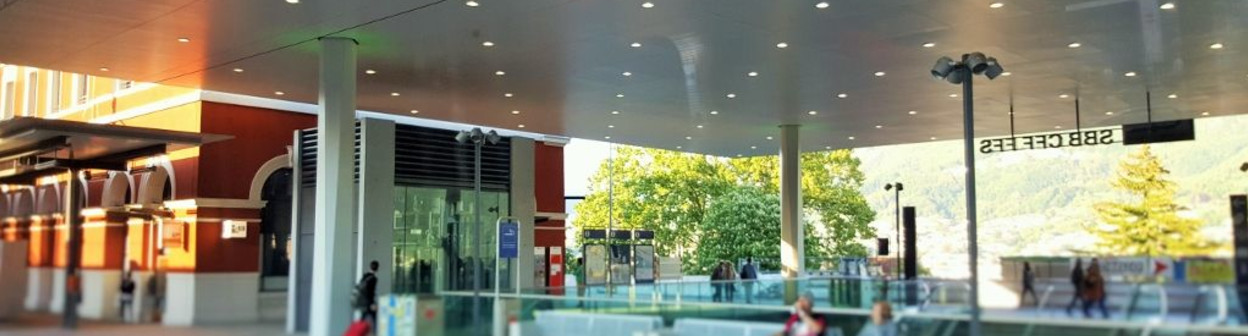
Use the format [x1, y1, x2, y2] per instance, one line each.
[979, 129, 1115, 154]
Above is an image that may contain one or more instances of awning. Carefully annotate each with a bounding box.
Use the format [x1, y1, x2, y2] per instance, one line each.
[0, 117, 231, 184]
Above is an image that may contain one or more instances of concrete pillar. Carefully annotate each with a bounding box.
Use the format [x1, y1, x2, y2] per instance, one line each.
[309, 36, 357, 336]
[357, 118, 395, 295]
[510, 138, 536, 291]
[779, 125, 803, 279]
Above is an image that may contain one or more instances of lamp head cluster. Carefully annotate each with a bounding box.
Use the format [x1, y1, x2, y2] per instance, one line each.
[455, 127, 501, 145]
[931, 52, 1005, 84]
[884, 182, 904, 191]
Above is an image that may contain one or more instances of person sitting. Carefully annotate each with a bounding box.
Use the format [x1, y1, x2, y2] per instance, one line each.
[775, 291, 826, 336]
[857, 301, 899, 336]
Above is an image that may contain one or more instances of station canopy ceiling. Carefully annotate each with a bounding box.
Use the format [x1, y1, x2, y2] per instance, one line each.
[0, 0, 1244, 156]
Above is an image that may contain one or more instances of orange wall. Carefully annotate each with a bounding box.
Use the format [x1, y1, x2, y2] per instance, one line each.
[197, 102, 314, 199]
[193, 207, 261, 273]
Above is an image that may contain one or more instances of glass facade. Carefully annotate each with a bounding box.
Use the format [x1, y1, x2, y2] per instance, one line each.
[391, 186, 510, 294]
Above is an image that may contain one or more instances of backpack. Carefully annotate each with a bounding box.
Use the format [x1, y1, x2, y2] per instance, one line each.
[351, 273, 376, 309]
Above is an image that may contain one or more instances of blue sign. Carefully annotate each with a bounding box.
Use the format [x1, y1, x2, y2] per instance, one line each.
[499, 220, 519, 259]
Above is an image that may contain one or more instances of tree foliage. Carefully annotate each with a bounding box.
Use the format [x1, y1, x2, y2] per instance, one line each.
[1091, 145, 1216, 256]
[572, 146, 876, 274]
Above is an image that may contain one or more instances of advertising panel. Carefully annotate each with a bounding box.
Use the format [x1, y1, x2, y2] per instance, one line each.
[634, 245, 655, 284]
[1186, 259, 1235, 284]
[609, 245, 632, 285]
[583, 244, 608, 286]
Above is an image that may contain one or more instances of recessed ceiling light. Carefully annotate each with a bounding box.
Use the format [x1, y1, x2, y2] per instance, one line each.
[750, 146, 757, 149]
[285, 0, 298, 3]
[836, 93, 848, 98]
[233, 68, 244, 73]
[1167, 94, 1177, 99]
[874, 71, 886, 77]
[275, 91, 285, 96]
[99, 67, 110, 72]
[511, 110, 521, 115]
[875, 125, 883, 129]
[1210, 43, 1224, 50]
[518, 124, 525, 128]
[616, 94, 625, 98]
[710, 111, 719, 115]
[726, 93, 736, 98]
[482, 41, 495, 47]
[465, 1, 479, 7]
[504, 93, 514, 98]
[989, 2, 1004, 8]
[611, 110, 620, 115]
[766, 136, 773, 140]
[815, 2, 830, 9]
[390, 92, 400, 97]
[930, 137, 937, 140]
[1105, 111, 1114, 115]
[908, 110, 917, 115]
[747, 71, 758, 77]
[1201, 111, 1210, 116]
[676, 146, 683, 149]
[808, 110, 818, 115]
[825, 146, 832, 150]
[622, 71, 632, 77]
[922, 42, 936, 48]
[685, 136, 693, 140]
[1059, 94, 1069, 98]
[736, 154, 743, 158]
[1124, 71, 1137, 77]
[1054, 125, 1063, 129]
[177, 37, 190, 43]
[1159, 2, 1175, 9]
[365, 69, 377, 74]
[1067, 42, 1082, 48]
[641, 2, 654, 8]
[630, 42, 642, 48]
[1000, 71, 1012, 76]
[949, 93, 959, 98]
[776, 42, 789, 49]
[608, 125, 615, 128]
[605, 136, 612, 140]
[495, 70, 506, 76]
[848, 136, 855, 140]
[410, 110, 419, 114]
[696, 125, 704, 129]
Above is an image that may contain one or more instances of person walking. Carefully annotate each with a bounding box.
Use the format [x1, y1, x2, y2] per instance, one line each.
[740, 257, 759, 303]
[724, 261, 738, 303]
[1020, 262, 1038, 307]
[710, 261, 725, 302]
[118, 271, 135, 322]
[1082, 258, 1109, 318]
[1065, 258, 1085, 316]
[353, 260, 380, 330]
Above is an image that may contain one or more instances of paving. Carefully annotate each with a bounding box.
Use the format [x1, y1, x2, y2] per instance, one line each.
[0, 314, 292, 336]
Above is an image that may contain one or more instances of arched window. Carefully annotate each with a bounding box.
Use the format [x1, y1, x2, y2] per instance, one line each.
[259, 168, 293, 291]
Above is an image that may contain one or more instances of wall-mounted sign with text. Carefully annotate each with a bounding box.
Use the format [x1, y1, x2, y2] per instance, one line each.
[979, 128, 1117, 154]
[222, 220, 248, 239]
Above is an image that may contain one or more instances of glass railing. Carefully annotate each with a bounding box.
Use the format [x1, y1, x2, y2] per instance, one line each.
[386, 279, 1248, 335]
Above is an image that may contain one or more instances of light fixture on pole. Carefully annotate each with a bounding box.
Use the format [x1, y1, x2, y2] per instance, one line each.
[455, 127, 501, 330]
[930, 52, 1005, 336]
[883, 183, 904, 278]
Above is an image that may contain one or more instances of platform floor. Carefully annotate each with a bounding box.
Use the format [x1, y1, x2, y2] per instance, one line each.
[0, 314, 291, 336]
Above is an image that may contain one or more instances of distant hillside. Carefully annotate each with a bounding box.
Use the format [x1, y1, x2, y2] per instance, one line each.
[856, 115, 1248, 278]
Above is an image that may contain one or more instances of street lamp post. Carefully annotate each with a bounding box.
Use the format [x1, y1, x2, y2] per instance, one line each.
[929, 52, 1005, 336]
[455, 127, 500, 331]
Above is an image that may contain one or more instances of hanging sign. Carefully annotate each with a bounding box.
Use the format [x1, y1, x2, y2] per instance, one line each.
[979, 129, 1117, 154]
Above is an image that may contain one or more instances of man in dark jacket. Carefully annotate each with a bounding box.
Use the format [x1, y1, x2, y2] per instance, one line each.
[1065, 258, 1085, 316]
[356, 260, 380, 328]
[740, 257, 759, 303]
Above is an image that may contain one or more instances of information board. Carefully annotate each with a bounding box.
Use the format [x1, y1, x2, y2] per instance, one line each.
[584, 244, 608, 286]
[498, 219, 519, 259]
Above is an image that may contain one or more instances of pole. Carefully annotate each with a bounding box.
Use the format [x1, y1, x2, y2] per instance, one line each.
[961, 71, 982, 336]
[894, 188, 900, 279]
[472, 140, 483, 329]
[63, 167, 82, 329]
[606, 143, 614, 295]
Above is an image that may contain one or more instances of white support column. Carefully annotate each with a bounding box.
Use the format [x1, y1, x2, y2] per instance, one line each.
[357, 118, 395, 295]
[510, 137, 536, 291]
[309, 36, 357, 336]
[779, 125, 803, 279]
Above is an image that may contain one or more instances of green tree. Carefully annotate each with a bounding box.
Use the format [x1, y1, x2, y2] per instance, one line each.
[1092, 145, 1215, 256]
[695, 186, 781, 273]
